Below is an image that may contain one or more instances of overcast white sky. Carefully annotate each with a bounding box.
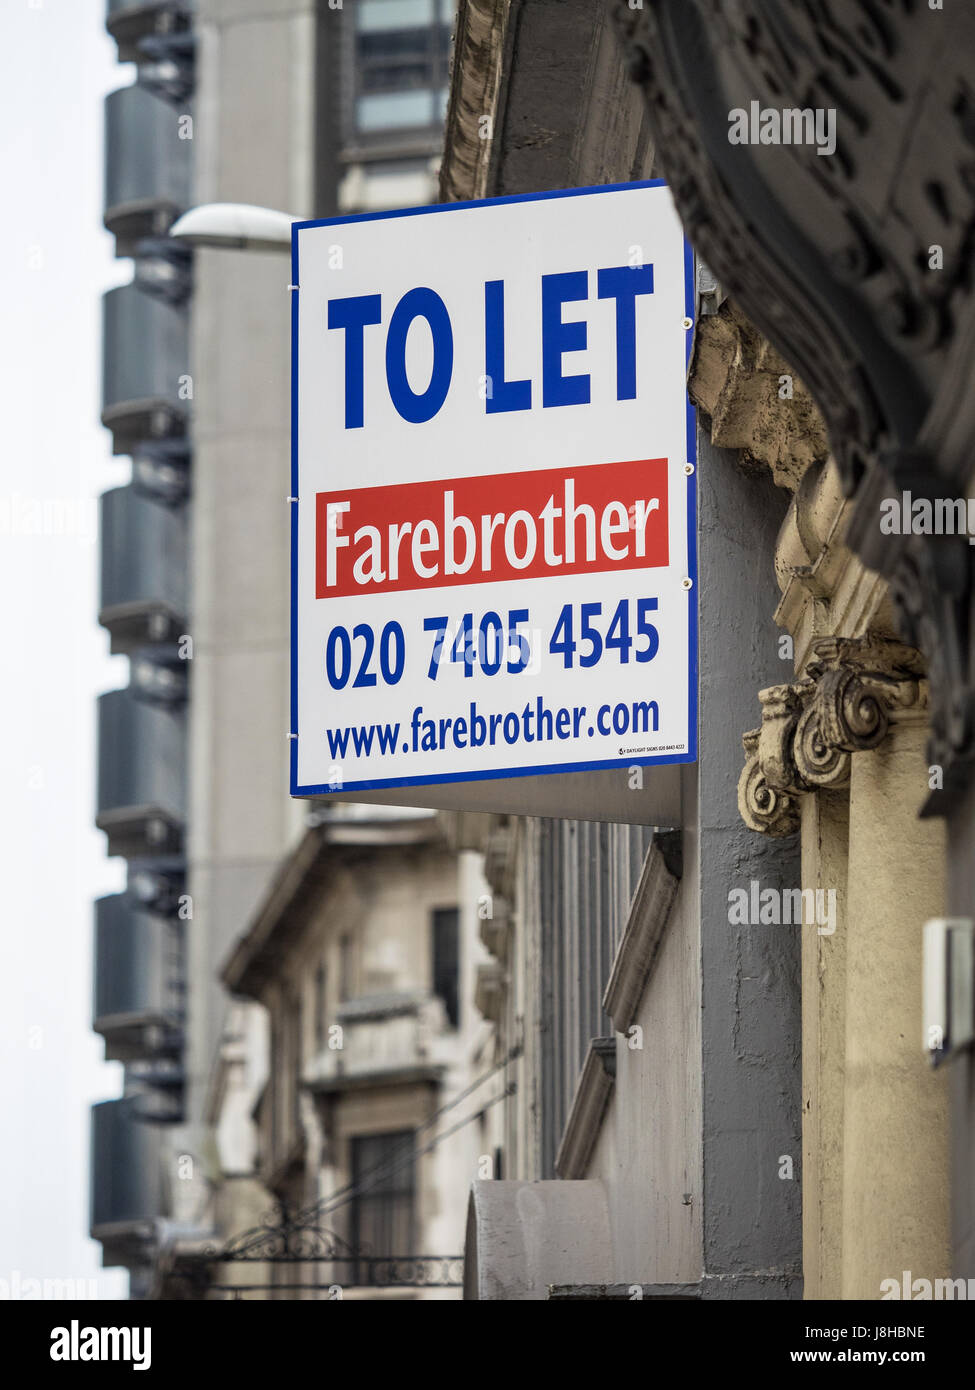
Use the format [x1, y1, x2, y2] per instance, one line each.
[0, 1, 135, 1298]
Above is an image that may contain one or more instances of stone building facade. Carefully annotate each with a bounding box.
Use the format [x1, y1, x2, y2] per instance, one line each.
[159, 806, 491, 1300]
[441, 0, 960, 1300]
[616, 0, 974, 1295]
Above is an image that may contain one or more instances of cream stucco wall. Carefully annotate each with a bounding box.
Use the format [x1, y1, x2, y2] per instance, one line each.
[586, 873, 703, 1284]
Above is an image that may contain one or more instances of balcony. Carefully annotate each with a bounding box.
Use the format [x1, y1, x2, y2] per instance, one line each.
[304, 991, 446, 1094]
[94, 894, 184, 1062]
[133, 240, 192, 306]
[126, 1059, 185, 1124]
[132, 439, 190, 504]
[99, 485, 188, 654]
[130, 651, 188, 704]
[101, 282, 188, 457]
[135, 32, 196, 105]
[127, 862, 185, 915]
[90, 1097, 165, 1264]
[104, 83, 192, 255]
[96, 685, 186, 859]
[106, 0, 192, 66]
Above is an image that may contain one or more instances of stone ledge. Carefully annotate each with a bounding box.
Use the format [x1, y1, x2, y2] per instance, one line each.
[602, 834, 681, 1033]
[548, 1272, 802, 1299]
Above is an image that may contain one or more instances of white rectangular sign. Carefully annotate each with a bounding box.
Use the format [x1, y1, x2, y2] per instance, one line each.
[291, 182, 697, 798]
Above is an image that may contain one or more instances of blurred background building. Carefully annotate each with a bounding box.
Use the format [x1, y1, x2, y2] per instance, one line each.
[91, 0, 497, 1301]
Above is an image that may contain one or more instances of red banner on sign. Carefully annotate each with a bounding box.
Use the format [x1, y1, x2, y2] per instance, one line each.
[315, 456, 669, 599]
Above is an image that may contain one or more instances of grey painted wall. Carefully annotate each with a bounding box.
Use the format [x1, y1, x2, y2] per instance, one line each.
[695, 428, 803, 1289]
[585, 426, 803, 1291]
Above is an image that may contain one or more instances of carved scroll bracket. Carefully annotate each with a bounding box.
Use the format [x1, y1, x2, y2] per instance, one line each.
[739, 636, 928, 836]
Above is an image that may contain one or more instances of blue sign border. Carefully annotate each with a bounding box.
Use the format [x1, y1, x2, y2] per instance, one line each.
[290, 180, 698, 796]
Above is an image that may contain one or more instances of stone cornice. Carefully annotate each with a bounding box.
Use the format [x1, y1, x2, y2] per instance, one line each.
[474, 961, 505, 1025]
[483, 816, 517, 902]
[554, 1038, 616, 1181]
[439, 0, 511, 203]
[773, 458, 899, 673]
[689, 299, 829, 492]
[739, 636, 928, 836]
[688, 297, 898, 665]
[602, 834, 681, 1032]
[479, 894, 511, 963]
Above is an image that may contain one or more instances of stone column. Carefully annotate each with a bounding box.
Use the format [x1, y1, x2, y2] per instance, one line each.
[841, 720, 949, 1298]
[739, 634, 950, 1299]
[800, 789, 849, 1301]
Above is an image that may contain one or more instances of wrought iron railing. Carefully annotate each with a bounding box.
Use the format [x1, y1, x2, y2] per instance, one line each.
[168, 1204, 463, 1298]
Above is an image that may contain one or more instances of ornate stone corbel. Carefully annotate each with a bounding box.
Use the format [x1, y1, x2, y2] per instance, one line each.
[739, 723, 801, 838]
[688, 298, 829, 493]
[614, 1, 975, 826]
[739, 636, 928, 836]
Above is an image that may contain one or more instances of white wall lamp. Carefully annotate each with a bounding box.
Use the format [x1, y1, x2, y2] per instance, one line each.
[168, 202, 299, 253]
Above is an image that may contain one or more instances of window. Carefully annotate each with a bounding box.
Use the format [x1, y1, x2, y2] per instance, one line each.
[269, 1011, 281, 1156]
[269, 988, 303, 1161]
[350, 1130, 416, 1281]
[288, 991, 302, 1133]
[353, 0, 453, 136]
[537, 820, 655, 1177]
[314, 962, 328, 1052]
[339, 934, 354, 1001]
[273, 990, 301, 1144]
[432, 906, 459, 1028]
